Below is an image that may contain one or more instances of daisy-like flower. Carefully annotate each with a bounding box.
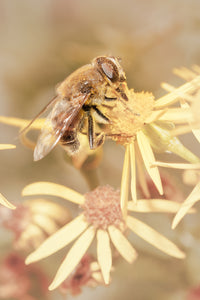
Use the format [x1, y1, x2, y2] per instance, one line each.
[22, 182, 186, 290]
[0, 198, 71, 251]
[102, 66, 200, 216]
[0, 143, 16, 209]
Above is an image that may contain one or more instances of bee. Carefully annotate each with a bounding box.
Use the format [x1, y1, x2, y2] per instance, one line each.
[23, 56, 128, 161]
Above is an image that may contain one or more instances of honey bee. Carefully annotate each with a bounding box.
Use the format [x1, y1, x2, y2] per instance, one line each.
[23, 56, 128, 161]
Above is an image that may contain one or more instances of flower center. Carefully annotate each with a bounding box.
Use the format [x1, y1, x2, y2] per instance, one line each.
[103, 89, 155, 144]
[83, 185, 123, 230]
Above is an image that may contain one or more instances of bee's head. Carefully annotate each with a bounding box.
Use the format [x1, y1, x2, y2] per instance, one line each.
[93, 56, 126, 83]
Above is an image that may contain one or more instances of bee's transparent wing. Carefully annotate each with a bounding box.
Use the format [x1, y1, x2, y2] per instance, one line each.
[20, 95, 58, 135]
[34, 95, 88, 161]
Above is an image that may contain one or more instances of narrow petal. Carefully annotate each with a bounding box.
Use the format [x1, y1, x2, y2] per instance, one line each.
[158, 108, 194, 123]
[145, 109, 167, 124]
[173, 67, 197, 81]
[0, 144, 16, 150]
[120, 145, 130, 218]
[128, 199, 195, 213]
[135, 144, 150, 198]
[0, 116, 44, 129]
[152, 161, 200, 169]
[180, 100, 200, 143]
[49, 226, 96, 290]
[32, 214, 59, 235]
[108, 225, 137, 263]
[127, 216, 185, 259]
[20, 223, 47, 249]
[90, 262, 100, 272]
[130, 143, 137, 203]
[91, 272, 103, 282]
[191, 128, 200, 144]
[97, 229, 112, 284]
[192, 65, 200, 74]
[25, 199, 71, 224]
[154, 75, 200, 108]
[161, 82, 194, 102]
[22, 182, 84, 205]
[137, 131, 163, 195]
[172, 182, 200, 229]
[0, 193, 16, 209]
[26, 214, 89, 264]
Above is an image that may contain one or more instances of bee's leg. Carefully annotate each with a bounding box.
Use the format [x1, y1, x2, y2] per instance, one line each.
[87, 112, 105, 149]
[92, 106, 110, 123]
[87, 113, 95, 149]
[104, 96, 117, 101]
[78, 115, 87, 135]
[95, 132, 105, 147]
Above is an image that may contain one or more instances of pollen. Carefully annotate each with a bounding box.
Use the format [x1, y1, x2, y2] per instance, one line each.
[83, 185, 123, 230]
[103, 89, 155, 144]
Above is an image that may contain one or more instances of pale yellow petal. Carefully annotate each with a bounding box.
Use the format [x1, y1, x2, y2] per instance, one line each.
[161, 82, 194, 102]
[130, 143, 137, 203]
[20, 223, 47, 249]
[90, 262, 100, 272]
[24, 199, 71, 224]
[180, 100, 200, 143]
[192, 65, 200, 74]
[145, 109, 168, 124]
[0, 144, 16, 150]
[127, 216, 185, 259]
[155, 75, 200, 108]
[120, 145, 130, 218]
[173, 67, 197, 81]
[137, 131, 163, 195]
[97, 229, 112, 284]
[152, 161, 200, 169]
[172, 182, 200, 229]
[135, 144, 150, 198]
[0, 193, 16, 209]
[91, 272, 103, 283]
[0, 116, 45, 129]
[32, 214, 58, 235]
[128, 199, 195, 213]
[158, 108, 194, 123]
[49, 226, 96, 290]
[144, 123, 200, 164]
[26, 214, 88, 264]
[191, 128, 200, 144]
[108, 225, 137, 263]
[22, 182, 84, 205]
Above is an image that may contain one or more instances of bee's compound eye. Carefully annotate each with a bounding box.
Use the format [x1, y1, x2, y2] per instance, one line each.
[101, 62, 117, 81]
[97, 57, 119, 82]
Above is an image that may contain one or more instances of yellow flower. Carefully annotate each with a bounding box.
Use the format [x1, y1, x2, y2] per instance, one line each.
[102, 66, 200, 216]
[22, 182, 185, 290]
[0, 144, 16, 209]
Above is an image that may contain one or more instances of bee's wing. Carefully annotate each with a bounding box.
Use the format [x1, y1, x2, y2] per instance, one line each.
[34, 94, 89, 161]
[20, 95, 58, 135]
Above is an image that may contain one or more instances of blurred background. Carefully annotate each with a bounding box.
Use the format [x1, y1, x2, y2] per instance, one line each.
[0, 0, 200, 299]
